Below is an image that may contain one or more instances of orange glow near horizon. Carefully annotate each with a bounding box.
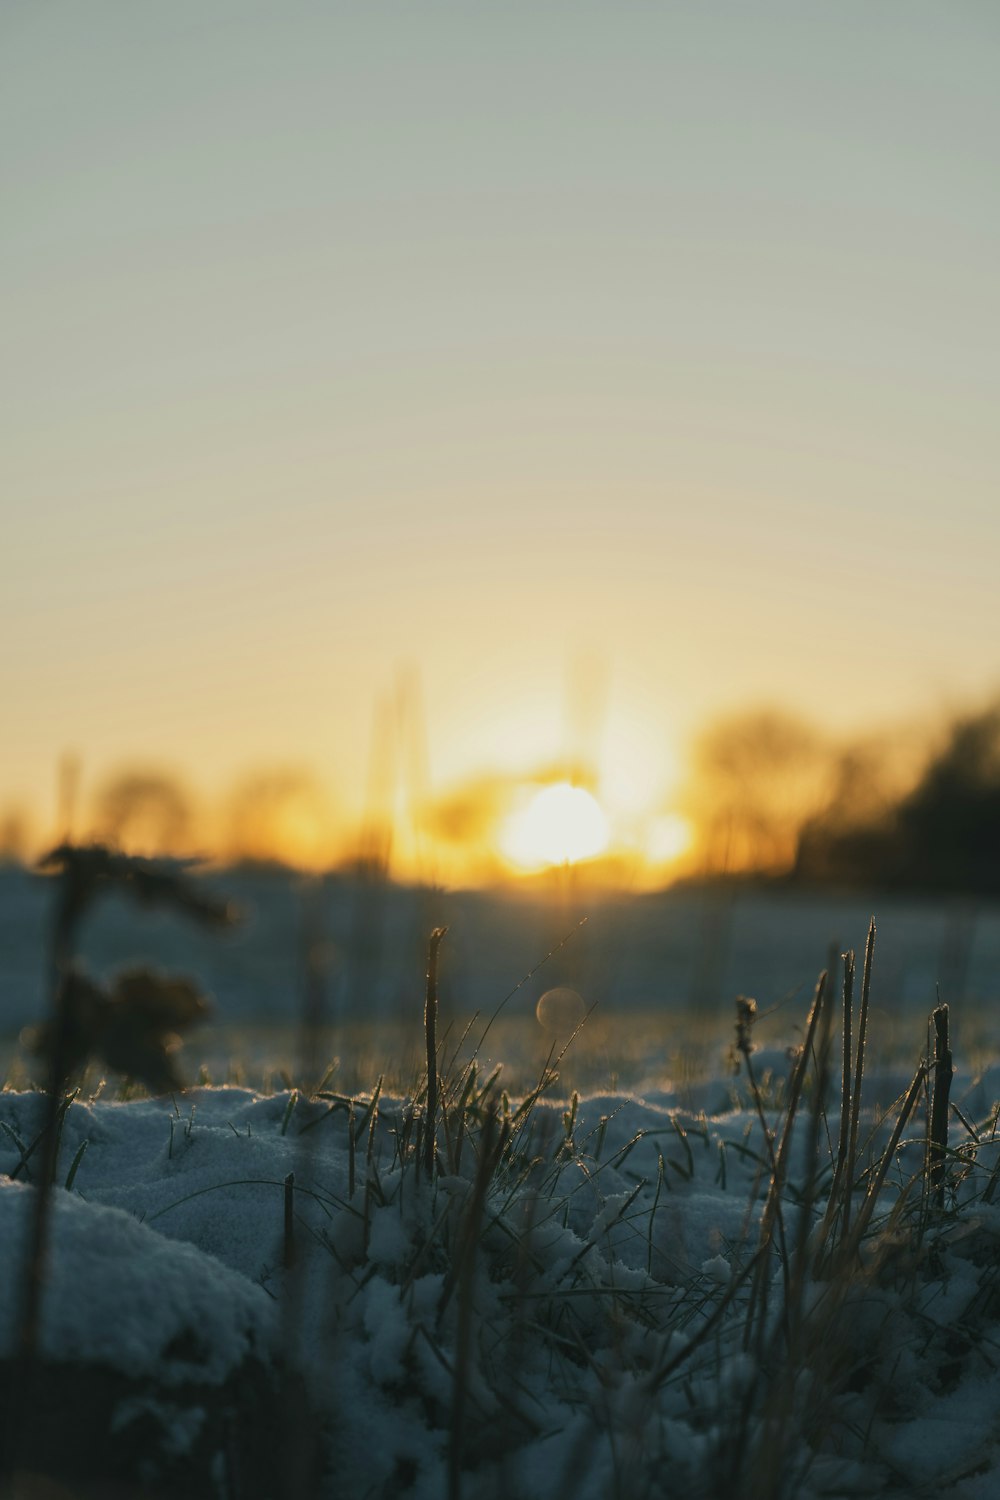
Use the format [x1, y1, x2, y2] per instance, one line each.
[644, 813, 695, 868]
[3, 739, 703, 887]
[1, 688, 961, 890]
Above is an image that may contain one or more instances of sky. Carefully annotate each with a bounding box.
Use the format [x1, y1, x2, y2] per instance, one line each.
[2, 2, 999, 867]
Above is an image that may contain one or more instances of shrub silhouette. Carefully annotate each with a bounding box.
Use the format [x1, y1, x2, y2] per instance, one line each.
[795, 700, 1000, 895]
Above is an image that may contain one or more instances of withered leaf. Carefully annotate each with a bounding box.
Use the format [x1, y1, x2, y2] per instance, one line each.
[111, 968, 210, 1029]
[99, 1028, 186, 1097]
[27, 971, 111, 1081]
[38, 843, 238, 929]
[29, 965, 211, 1096]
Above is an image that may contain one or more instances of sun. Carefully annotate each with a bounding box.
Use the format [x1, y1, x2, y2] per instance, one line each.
[499, 782, 611, 871]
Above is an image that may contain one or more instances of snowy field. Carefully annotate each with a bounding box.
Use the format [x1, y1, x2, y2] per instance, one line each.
[4, 863, 1000, 1086]
[3, 865, 1000, 1028]
[5, 862, 1000, 1496]
[4, 1024, 1000, 1496]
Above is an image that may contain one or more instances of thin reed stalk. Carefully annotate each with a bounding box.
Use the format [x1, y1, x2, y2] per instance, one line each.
[446, 1108, 507, 1500]
[424, 926, 447, 1179]
[747, 970, 828, 1349]
[283, 1172, 295, 1269]
[838, 1060, 927, 1263]
[832, 948, 855, 1202]
[843, 917, 875, 1239]
[928, 1002, 954, 1210]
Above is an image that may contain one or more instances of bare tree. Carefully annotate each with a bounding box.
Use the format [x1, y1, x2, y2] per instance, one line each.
[92, 770, 194, 856]
[685, 708, 832, 875]
[226, 768, 332, 867]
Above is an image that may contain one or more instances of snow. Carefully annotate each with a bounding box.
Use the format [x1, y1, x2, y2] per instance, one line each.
[5, 866, 1000, 1054]
[3, 1055, 1000, 1495]
[0, 1175, 278, 1383]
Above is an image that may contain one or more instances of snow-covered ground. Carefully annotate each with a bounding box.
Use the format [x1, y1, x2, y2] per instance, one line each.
[4, 1043, 1000, 1497]
[5, 862, 1000, 1494]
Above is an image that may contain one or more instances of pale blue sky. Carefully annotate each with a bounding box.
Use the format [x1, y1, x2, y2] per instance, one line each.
[2, 1, 998, 843]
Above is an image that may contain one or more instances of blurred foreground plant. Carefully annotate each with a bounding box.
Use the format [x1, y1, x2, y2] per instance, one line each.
[31, 841, 235, 1093]
[1, 843, 237, 1489]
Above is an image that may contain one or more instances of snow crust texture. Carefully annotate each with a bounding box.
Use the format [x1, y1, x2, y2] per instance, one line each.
[2, 1068, 1000, 1498]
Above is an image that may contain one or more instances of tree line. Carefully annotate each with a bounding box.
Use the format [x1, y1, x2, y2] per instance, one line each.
[683, 699, 1000, 896]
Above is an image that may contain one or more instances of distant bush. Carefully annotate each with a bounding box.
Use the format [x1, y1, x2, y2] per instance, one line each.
[795, 700, 1000, 895]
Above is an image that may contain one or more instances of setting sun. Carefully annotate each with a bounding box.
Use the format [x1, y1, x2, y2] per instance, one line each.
[498, 782, 611, 871]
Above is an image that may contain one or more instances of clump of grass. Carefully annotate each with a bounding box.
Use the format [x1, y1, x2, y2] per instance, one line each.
[703, 917, 1000, 1499]
[280, 919, 1000, 1497]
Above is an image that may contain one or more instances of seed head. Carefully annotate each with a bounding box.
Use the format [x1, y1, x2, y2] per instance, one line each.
[734, 995, 758, 1058]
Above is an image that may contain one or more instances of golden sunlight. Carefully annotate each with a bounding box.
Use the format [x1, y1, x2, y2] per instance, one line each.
[644, 813, 694, 867]
[498, 782, 611, 871]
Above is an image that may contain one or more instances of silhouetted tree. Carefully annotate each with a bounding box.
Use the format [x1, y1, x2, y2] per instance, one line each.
[894, 704, 1000, 892]
[93, 771, 193, 855]
[226, 769, 331, 867]
[0, 809, 30, 864]
[795, 700, 1000, 895]
[685, 709, 832, 874]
